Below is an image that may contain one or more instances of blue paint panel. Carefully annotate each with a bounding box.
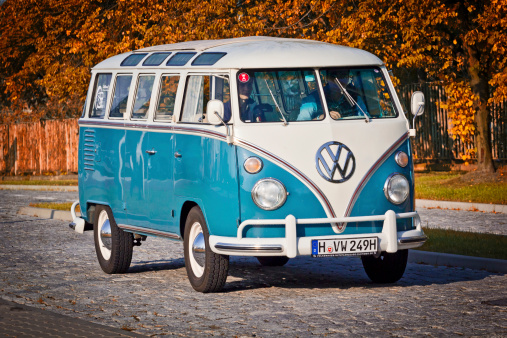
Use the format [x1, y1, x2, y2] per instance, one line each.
[78, 126, 127, 224]
[236, 148, 329, 238]
[173, 133, 240, 237]
[348, 139, 415, 233]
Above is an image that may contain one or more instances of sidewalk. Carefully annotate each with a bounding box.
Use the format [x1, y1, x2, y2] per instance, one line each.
[0, 297, 144, 337]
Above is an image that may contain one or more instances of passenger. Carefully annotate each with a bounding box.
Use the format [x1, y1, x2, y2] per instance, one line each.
[298, 70, 367, 120]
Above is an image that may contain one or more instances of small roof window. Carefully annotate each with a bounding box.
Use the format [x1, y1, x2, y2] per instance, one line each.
[121, 53, 148, 67]
[166, 52, 197, 66]
[191, 52, 227, 66]
[143, 52, 172, 66]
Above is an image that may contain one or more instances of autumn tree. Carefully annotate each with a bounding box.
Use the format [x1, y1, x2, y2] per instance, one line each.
[0, 0, 505, 171]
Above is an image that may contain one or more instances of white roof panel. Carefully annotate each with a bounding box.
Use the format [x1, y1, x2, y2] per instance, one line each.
[93, 37, 383, 70]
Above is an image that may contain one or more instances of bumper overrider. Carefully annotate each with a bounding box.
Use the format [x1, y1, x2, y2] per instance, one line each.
[209, 211, 426, 258]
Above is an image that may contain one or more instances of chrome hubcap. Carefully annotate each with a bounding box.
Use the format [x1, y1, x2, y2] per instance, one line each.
[97, 210, 112, 260]
[192, 232, 206, 267]
[188, 222, 205, 278]
[100, 219, 112, 250]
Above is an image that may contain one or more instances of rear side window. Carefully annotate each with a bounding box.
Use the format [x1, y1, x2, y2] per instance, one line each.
[155, 75, 180, 121]
[131, 75, 155, 120]
[180, 75, 230, 123]
[109, 75, 132, 119]
[89, 73, 112, 119]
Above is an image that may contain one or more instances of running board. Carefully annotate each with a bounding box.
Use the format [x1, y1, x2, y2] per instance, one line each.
[118, 224, 181, 240]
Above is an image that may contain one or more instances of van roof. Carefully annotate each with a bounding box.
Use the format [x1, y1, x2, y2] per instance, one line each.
[93, 36, 383, 70]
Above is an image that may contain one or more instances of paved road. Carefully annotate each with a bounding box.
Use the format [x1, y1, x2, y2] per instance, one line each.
[0, 189, 506, 336]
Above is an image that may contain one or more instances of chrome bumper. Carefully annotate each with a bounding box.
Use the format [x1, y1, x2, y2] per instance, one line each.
[209, 211, 426, 257]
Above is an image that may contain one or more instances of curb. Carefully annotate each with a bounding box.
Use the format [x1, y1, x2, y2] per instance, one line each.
[416, 199, 506, 213]
[18, 206, 507, 274]
[0, 185, 78, 192]
[17, 206, 74, 222]
[409, 250, 507, 274]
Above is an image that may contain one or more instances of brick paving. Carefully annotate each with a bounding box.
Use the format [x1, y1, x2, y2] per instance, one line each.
[0, 189, 506, 337]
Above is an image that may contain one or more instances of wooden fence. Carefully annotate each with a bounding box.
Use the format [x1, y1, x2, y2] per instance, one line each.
[0, 119, 79, 175]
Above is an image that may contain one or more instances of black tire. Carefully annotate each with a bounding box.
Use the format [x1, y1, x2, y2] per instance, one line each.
[93, 205, 133, 274]
[361, 249, 408, 283]
[256, 256, 290, 267]
[184, 206, 229, 293]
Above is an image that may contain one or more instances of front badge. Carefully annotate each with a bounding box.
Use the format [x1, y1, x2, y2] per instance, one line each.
[316, 141, 355, 183]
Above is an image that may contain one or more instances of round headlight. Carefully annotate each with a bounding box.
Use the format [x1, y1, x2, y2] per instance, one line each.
[395, 151, 409, 168]
[251, 178, 287, 210]
[244, 157, 263, 174]
[384, 173, 410, 205]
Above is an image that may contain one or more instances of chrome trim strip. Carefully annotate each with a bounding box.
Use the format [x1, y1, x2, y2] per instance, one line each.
[345, 132, 409, 216]
[118, 224, 181, 240]
[214, 243, 283, 252]
[79, 120, 227, 140]
[399, 236, 427, 244]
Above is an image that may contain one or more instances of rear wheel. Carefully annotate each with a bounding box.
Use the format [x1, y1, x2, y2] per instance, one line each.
[93, 205, 133, 274]
[184, 206, 229, 293]
[256, 256, 290, 267]
[361, 249, 408, 283]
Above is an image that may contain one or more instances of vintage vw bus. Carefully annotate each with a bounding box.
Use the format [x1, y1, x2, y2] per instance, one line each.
[70, 36, 427, 292]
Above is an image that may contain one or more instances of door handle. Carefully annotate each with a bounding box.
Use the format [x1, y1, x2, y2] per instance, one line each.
[145, 149, 157, 155]
[174, 152, 182, 158]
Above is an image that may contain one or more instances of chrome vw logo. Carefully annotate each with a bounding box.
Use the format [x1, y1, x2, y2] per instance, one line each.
[316, 141, 355, 183]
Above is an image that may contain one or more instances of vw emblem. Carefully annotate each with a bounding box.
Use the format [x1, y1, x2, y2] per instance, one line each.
[316, 141, 355, 183]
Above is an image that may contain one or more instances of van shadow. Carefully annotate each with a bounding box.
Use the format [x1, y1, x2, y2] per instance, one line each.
[128, 258, 185, 273]
[221, 255, 501, 293]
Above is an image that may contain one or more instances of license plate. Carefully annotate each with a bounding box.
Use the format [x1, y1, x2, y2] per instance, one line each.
[311, 237, 378, 257]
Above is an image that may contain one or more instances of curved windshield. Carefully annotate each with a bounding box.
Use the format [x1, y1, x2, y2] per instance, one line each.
[237, 69, 324, 123]
[319, 67, 398, 120]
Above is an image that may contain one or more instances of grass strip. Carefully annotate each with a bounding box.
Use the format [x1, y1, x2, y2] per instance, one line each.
[415, 172, 507, 205]
[29, 202, 79, 212]
[0, 180, 78, 186]
[415, 227, 507, 260]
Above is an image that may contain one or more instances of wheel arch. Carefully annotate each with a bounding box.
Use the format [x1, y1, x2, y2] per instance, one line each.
[180, 201, 199, 241]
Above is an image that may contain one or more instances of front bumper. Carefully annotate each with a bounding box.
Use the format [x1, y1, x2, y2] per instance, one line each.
[209, 210, 426, 258]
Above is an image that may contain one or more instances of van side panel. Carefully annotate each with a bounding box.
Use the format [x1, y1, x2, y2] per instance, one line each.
[173, 133, 240, 237]
[124, 129, 151, 228]
[78, 125, 127, 224]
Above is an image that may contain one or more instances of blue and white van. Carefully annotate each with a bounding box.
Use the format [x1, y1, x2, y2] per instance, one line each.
[70, 36, 427, 292]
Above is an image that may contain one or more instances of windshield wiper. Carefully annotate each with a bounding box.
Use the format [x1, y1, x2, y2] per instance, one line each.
[334, 78, 371, 123]
[264, 79, 288, 126]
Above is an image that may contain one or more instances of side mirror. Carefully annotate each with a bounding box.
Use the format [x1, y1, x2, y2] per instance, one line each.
[206, 99, 225, 126]
[410, 91, 425, 117]
[409, 91, 425, 137]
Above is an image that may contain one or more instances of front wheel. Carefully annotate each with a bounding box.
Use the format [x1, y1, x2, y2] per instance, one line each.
[93, 205, 133, 274]
[361, 249, 408, 283]
[183, 206, 229, 293]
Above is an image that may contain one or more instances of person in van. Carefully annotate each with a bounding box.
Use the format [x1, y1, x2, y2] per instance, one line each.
[298, 69, 368, 121]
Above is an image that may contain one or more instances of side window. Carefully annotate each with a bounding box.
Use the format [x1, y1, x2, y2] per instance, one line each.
[131, 75, 155, 120]
[109, 75, 132, 119]
[180, 75, 230, 123]
[89, 73, 112, 119]
[155, 75, 180, 121]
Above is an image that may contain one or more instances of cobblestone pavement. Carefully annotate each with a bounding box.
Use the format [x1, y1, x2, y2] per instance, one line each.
[0, 189, 506, 337]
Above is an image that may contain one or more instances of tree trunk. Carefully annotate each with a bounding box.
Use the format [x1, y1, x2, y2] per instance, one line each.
[466, 45, 495, 173]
